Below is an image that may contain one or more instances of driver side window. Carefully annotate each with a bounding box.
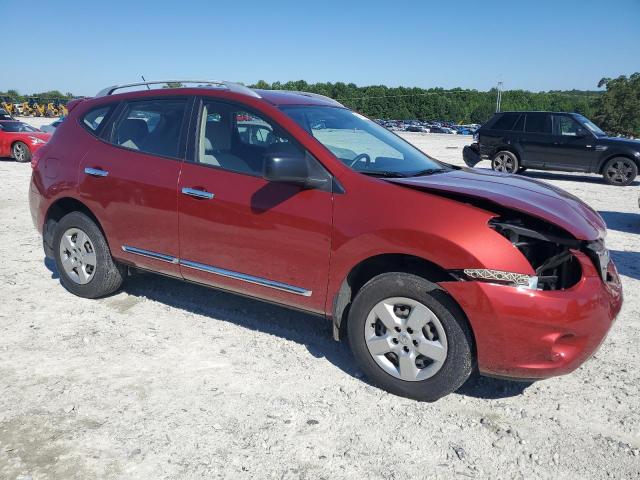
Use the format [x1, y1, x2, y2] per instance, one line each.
[553, 115, 583, 136]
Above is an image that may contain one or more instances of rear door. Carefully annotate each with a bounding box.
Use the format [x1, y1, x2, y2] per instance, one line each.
[548, 114, 598, 171]
[177, 99, 333, 313]
[521, 113, 553, 167]
[78, 97, 191, 277]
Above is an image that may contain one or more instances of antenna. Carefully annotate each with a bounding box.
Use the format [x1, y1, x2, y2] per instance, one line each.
[141, 75, 151, 90]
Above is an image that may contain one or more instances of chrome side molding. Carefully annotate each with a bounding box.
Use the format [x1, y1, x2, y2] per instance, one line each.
[180, 259, 312, 297]
[121, 245, 312, 297]
[121, 245, 179, 264]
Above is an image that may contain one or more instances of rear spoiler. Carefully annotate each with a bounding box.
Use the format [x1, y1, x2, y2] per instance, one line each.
[66, 98, 86, 114]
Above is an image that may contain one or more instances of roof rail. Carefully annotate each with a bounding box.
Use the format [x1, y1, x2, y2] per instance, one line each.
[287, 90, 344, 107]
[95, 80, 261, 99]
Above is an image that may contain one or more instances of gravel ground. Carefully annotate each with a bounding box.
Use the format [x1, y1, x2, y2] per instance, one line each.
[1, 121, 639, 479]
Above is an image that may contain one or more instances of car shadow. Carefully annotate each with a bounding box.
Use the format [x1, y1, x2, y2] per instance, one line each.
[456, 374, 533, 399]
[599, 211, 640, 234]
[609, 250, 640, 280]
[43, 260, 537, 400]
[521, 170, 640, 186]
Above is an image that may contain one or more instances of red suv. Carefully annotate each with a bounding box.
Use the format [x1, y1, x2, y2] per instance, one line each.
[29, 81, 623, 401]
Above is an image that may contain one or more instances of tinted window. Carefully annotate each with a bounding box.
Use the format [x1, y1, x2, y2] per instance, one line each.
[0, 121, 38, 132]
[197, 102, 300, 175]
[525, 113, 551, 134]
[513, 114, 525, 132]
[553, 115, 582, 136]
[113, 99, 187, 158]
[491, 113, 520, 131]
[83, 106, 111, 132]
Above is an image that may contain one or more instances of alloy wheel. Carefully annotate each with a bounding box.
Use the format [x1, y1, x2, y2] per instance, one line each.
[605, 159, 634, 185]
[492, 152, 517, 173]
[59, 228, 97, 284]
[12, 143, 27, 162]
[364, 297, 448, 382]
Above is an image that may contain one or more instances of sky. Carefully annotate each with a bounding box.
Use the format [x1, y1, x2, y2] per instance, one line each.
[1, 0, 639, 96]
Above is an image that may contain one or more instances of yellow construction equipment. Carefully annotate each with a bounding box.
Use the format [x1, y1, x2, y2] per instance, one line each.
[56, 100, 68, 117]
[20, 102, 33, 116]
[0, 97, 15, 116]
[46, 102, 59, 117]
[29, 98, 46, 117]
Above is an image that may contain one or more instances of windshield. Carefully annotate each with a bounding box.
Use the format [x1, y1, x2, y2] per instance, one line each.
[0, 122, 39, 133]
[280, 106, 446, 176]
[575, 114, 606, 137]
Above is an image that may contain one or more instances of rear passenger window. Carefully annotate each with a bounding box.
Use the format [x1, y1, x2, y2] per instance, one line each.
[491, 113, 520, 130]
[83, 106, 111, 133]
[525, 113, 551, 134]
[112, 99, 187, 158]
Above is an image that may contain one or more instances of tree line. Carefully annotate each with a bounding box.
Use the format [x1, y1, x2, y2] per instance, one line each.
[2, 73, 637, 136]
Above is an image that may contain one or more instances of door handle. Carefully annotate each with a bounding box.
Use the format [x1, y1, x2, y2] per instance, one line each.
[181, 187, 215, 200]
[84, 167, 109, 177]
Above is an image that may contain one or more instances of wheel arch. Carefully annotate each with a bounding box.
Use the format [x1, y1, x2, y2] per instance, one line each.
[330, 253, 473, 344]
[10, 139, 30, 158]
[43, 197, 107, 258]
[596, 153, 639, 174]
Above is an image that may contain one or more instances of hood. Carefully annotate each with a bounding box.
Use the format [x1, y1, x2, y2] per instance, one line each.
[387, 168, 606, 241]
[600, 136, 640, 147]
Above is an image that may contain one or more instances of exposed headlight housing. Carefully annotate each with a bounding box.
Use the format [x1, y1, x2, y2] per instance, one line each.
[463, 268, 539, 289]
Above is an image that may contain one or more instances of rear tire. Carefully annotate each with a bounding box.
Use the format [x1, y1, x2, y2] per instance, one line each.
[491, 150, 519, 174]
[347, 272, 474, 401]
[602, 157, 637, 186]
[53, 212, 125, 298]
[12, 142, 31, 163]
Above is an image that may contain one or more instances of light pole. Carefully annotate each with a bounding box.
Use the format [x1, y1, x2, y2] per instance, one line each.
[496, 81, 503, 112]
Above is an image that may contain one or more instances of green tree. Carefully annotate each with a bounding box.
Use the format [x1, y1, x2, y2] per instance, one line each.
[595, 73, 640, 137]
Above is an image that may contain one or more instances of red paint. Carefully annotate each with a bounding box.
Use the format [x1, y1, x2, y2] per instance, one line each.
[29, 86, 623, 381]
[0, 120, 51, 158]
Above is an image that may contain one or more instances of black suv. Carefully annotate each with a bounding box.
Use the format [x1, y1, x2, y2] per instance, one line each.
[463, 111, 640, 186]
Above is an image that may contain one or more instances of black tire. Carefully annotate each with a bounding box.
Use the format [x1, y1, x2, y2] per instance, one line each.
[347, 272, 474, 401]
[12, 141, 31, 163]
[53, 211, 125, 298]
[602, 157, 637, 186]
[491, 150, 519, 174]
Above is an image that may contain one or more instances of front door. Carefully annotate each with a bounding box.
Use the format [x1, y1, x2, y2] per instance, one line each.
[177, 100, 333, 313]
[78, 97, 190, 277]
[547, 114, 598, 171]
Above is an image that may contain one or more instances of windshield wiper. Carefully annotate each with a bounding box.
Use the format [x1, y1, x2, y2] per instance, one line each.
[358, 170, 408, 178]
[408, 168, 448, 177]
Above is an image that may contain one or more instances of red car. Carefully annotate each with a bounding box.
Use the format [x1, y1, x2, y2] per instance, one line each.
[29, 81, 623, 401]
[0, 120, 51, 162]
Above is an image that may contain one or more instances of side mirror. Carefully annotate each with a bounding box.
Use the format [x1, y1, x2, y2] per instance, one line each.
[263, 152, 309, 186]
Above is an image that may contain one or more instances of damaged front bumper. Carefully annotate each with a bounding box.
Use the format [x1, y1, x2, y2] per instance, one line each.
[439, 253, 623, 380]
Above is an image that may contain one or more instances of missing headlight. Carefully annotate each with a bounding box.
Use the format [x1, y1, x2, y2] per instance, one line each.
[489, 217, 582, 291]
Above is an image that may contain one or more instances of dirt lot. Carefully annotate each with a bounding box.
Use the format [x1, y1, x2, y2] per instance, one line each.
[1, 121, 639, 479]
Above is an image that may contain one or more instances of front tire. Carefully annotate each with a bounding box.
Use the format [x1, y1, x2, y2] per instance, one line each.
[602, 157, 637, 186]
[12, 142, 31, 163]
[491, 150, 519, 174]
[347, 272, 474, 401]
[53, 212, 125, 298]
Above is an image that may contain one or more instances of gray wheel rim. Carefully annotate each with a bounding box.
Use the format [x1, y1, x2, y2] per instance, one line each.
[364, 297, 448, 382]
[59, 228, 97, 285]
[492, 153, 516, 173]
[605, 160, 634, 185]
[13, 143, 27, 162]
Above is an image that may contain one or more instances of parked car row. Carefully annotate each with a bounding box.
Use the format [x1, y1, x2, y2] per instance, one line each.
[375, 119, 479, 135]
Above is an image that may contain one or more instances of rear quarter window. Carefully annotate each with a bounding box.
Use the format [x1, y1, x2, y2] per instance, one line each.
[490, 113, 521, 131]
[82, 106, 112, 134]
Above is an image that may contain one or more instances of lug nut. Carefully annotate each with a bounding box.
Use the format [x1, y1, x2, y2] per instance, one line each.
[407, 327, 413, 334]
[413, 340, 418, 347]
[403, 346, 409, 353]
[392, 338, 399, 344]
[394, 327, 401, 333]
